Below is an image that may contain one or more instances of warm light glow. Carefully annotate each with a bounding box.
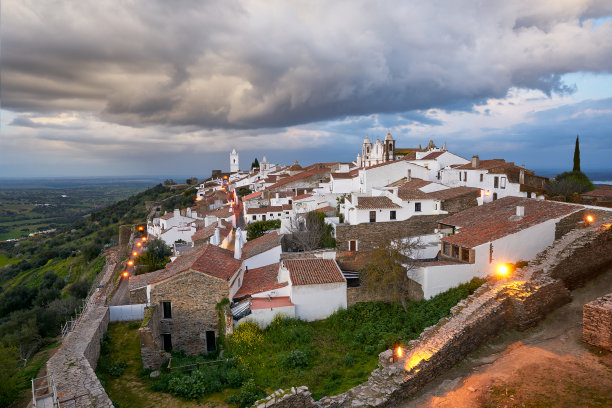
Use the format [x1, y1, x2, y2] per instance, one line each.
[496, 263, 510, 277]
[404, 350, 433, 371]
[586, 215, 594, 223]
[138, 226, 144, 231]
[127, 260, 134, 266]
[132, 251, 138, 257]
[396, 346, 403, 358]
[223, 175, 228, 179]
[195, 196, 203, 201]
[141, 236, 147, 242]
[486, 190, 491, 196]
[122, 271, 129, 278]
[136, 242, 142, 247]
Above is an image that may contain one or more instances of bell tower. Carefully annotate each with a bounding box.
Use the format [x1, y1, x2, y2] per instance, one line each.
[230, 149, 239, 173]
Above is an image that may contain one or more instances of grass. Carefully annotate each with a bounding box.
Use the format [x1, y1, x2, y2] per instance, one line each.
[0, 254, 18, 268]
[97, 322, 232, 408]
[226, 277, 485, 400]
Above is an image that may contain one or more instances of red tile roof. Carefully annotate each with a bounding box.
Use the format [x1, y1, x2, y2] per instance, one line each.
[331, 172, 354, 179]
[242, 231, 282, 259]
[242, 191, 263, 201]
[191, 224, 217, 242]
[246, 205, 283, 215]
[292, 193, 313, 201]
[251, 296, 294, 310]
[267, 167, 330, 190]
[582, 185, 612, 198]
[150, 244, 241, 284]
[160, 212, 175, 220]
[440, 197, 582, 248]
[420, 151, 445, 160]
[282, 204, 293, 211]
[425, 186, 480, 200]
[355, 196, 401, 209]
[284, 258, 346, 286]
[129, 270, 162, 291]
[313, 205, 336, 213]
[233, 263, 287, 299]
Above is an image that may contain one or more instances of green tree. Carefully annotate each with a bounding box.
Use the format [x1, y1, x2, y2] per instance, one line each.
[360, 234, 421, 311]
[0, 345, 20, 406]
[246, 219, 281, 241]
[251, 158, 260, 169]
[135, 237, 172, 273]
[573, 134, 580, 172]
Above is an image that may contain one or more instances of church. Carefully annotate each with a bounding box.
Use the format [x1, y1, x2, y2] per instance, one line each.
[356, 131, 440, 167]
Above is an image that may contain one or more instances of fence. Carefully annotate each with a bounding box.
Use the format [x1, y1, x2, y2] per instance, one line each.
[31, 374, 59, 407]
[109, 303, 146, 321]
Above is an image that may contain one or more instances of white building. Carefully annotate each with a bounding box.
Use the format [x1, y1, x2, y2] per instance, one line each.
[409, 197, 584, 299]
[230, 149, 239, 173]
[242, 231, 283, 270]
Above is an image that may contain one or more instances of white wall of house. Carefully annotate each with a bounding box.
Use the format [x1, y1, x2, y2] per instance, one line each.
[159, 224, 197, 246]
[330, 177, 355, 194]
[290, 282, 347, 321]
[237, 305, 295, 328]
[344, 194, 440, 226]
[440, 168, 525, 201]
[244, 245, 282, 269]
[360, 161, 429, 193]
[408, 262, 477, 299]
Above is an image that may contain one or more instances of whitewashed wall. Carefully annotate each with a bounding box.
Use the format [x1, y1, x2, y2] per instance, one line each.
[244, 246, 282, 269]
[291, 282, 347, 321]
[109, 304, 145, 321]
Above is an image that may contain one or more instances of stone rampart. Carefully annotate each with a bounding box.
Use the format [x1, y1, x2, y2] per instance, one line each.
[583, 293, 612, 351]
[254, 217, 612, 408]
[254, 386, 316, 408]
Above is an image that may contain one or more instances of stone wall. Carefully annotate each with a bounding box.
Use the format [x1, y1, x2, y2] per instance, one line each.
[139, 305, 170, 369]
[253, 386, 315, 408]
[335, 215, 444, 252]
[118, 225, 132, 258]
[347, 279, 423, 307]
[554, 208, 586, 239]
[440, 191, 479, 214]
[583, 293, 612, 351]
[149, 270, 229, 355]
[254, 217, 612, 408]
[335, 251, 371, 272]
[130, 286, 147, 304]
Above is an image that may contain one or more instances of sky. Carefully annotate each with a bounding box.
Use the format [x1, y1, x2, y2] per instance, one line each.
[1, 0, 612, 178]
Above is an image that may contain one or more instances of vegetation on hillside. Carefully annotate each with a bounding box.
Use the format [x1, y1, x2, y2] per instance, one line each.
[99, 278, 483, 406]
[0, 182, 196, 406]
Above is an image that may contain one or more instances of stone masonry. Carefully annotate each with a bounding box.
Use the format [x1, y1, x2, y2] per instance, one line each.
[149, 270, 229, 355]
[139, 305, 171, 369]
[583, 293, 612, 351]
[254, 216, 612, 408]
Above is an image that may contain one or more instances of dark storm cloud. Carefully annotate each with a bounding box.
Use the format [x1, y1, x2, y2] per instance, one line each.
[3, 0, 612, 130]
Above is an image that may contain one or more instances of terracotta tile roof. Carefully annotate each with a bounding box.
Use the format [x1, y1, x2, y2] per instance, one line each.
[251, 296, 294, 310]
[191, 224, 217, 242]
[242, 191, 263, 201]
[440, 197, 582, 248]
[246, 206, 283, 215]
[284, 258, 346, 286]
[150, 244, 241, 284]
[242, 231, 282, 259]
[282, 204, 293, 211]
[396, 178, 432, 200]
[331, 172, 354, 179]
[425, 186, 480, 200]
[267, 167, 330, 190]
[582, 185, 612, 198]
[312, 205, 336, 213]
[160, 212, 175, 220]
[356, 196, 401, 209]
[292, 193, 313, 201]
[233, 263, 287, 299]
[455, 159, 528, 172]
[205, 206, 232, 219]
[420, 151, 445, 160]
[129, 270, 162, 291]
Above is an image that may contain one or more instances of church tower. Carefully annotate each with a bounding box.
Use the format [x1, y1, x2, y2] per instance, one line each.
[361, 135, 372, 167]
[383, 130, 395, 162]
[230, 149, 239, 173]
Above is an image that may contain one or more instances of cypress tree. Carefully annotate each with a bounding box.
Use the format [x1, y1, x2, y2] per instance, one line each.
[251, 158, 260, 169]
[573, 135, 580, 172]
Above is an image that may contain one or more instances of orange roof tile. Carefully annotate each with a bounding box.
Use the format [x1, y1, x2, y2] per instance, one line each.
[441, 197, 582, 248]
[250, 296, 294, 310]
[150, 244, 241, 284]
[246, 206, 283, 215]
[233, 263, 287, 299]
[284, 258, 346, 286]
[242, 231, 282, 259]
[355, 196, 401, 209]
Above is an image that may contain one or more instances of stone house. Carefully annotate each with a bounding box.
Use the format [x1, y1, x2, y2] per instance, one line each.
[133, 244, 243, 355]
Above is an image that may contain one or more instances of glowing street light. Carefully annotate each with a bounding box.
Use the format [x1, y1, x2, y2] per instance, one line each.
[585, 214, 594, 224]
[496, 263, 514, 278]
[136, 242, 142, 247]
[132, 251, 138, 257]
[122, 271, 129, 278]
[141, 236, 147, 242]
[138, 226, 144, 231]
[127, 260, 134, 266]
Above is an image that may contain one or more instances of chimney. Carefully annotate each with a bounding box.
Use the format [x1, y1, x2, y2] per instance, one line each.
[174, 208, 180, 218]
[352, 193, 358, 207]
[218, 218, 223, 227]
[519, 165, 525, 184]
[516, 206, 525, 217]
[213, 227, 220, 245]
[472, 155, 480, 168]
[275, 192, 279, 200]
[407, 168, 412, 182]
[234, 227, 243, 260]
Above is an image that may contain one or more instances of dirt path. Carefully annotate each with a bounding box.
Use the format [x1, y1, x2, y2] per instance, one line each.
[399, 267, 612, 408]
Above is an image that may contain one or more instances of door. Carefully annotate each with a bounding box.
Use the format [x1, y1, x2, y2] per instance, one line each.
[206, 331, 216, 353]
[162, 333, 172, 352]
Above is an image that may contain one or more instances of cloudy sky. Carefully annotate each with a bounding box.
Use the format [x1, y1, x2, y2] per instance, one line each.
[1, 0, 612, 178]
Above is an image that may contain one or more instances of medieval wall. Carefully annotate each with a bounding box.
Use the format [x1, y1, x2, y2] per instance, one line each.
[583, 293, 612, 351]
[440, 192, 479, 214]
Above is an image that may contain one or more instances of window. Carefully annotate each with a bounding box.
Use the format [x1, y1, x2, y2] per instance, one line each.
[262, 215, 266, 221]
[162, 333, 172, 352]
[500, 177, 506, 189]
[415, 202, 422, 212]
[369, 211, 376, 223]
[285, 211, 289, 215]
[206, 331, 216, 353]
[278, 213, 281, 216]
[493, 193, 498, 200]
[390, 210, 396, 220]
[289, 200, 292, 204]
[480, 174, 483, 182]
[434, 203, 438, 210]
[443, 242, 451, 256]
[461, 247, 470, 262]
[459, 172, 462, 181]
[452, 245, 459, 258]
[464, 172, 467, 181]
[494, 176, 499, 188]
[349, 240, 358, 251]
[489, 243, 493, 264]
[162, 301, 172, 319]
[252, 215, 256, 221]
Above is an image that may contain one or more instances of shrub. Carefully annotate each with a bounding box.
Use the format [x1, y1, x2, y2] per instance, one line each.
[277, 349, 309, 369]
[226, 379, 266, 408]
[68, 279, 90, 299]
[246, 219, 281, 241]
